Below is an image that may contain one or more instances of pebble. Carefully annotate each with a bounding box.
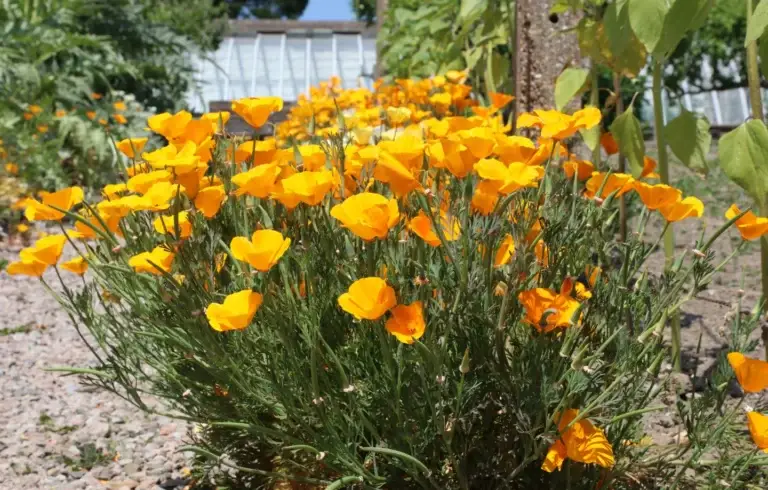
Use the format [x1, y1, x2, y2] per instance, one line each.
[0, 244, 190, 489]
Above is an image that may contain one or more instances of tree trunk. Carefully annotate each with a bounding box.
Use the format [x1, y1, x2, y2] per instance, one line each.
[375, 0, 389, 79]
[514, 0, 581, 112]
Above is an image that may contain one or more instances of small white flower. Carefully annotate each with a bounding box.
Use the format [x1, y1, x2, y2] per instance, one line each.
[343, 384, 356, 393]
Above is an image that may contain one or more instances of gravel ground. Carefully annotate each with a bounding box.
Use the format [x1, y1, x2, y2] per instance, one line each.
[0, 242, 191, 490]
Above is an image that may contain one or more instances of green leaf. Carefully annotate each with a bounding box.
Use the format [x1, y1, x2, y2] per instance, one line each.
[760, 33, 768, 79]
[746, 0, 768, 46]
[657, 0, 712, 57]
[719, 119, 768, 209]
[580, 126, 600, 152]
[610, 105, 646, 177]
[628, 0, 669, 54]
[458, 0, 485, 27]
[664, 109, 712, 175]
[555, 68, 589, 111]
[604, 2, 632, 57]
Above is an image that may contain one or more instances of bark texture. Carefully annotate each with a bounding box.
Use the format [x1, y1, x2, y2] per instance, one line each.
[515, 0, 581, 112]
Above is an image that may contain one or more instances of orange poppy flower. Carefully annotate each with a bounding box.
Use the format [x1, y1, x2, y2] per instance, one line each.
[600, 132, 619, 155]
[408, 210, 461, 247]
[331, 192, 400, 241]
[338, 277, 397, 321]
[231, 229, 290, 272]
[747, 411, 768, 453]
[633, 182, 682, 210]
[494, 234, 516, 268]
[725, 204, 768, 241]
[474, 158, 544, 195]
[231, 163, 282, 198]
[517, 107, 601, 140]
[727, 352, 768, 393]
[194, 185, 227, 218]
[205, 289, 263, 332]
[658, 196, 704, 222]
[148, 111, 193, 141]
[489, 92, 514, 109]
[231, 96, 283, 128]
[128, 246, 175, 275]
[278, 170, 334, 206]
[518, 286, 580, 332]
[116, 137, 148, 159]
[542, 409, 615, 472]
[562, 159, 595, 181]
[61, 256, 88, 275]
[153, 211, 193, 239]
[24, 186, 84, 222]
[385, 301, 426, 344]
[584, 172, 635, 199]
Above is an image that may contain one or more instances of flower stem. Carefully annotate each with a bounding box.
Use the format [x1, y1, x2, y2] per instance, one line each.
[652, 58, 681, 372]
[746, 0, 768, 313]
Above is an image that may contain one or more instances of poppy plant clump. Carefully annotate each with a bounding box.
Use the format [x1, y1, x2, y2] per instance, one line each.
[5, 76, 761, 489]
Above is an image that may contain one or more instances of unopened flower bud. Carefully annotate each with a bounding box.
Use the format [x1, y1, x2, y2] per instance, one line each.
[460, 348, 470, 374]
[111, 245, 122, 254]
[494, 281, 508, 297]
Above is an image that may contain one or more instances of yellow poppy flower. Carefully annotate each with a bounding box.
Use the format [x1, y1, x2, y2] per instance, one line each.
[330, 192, 400, 241]
[5, 163, 19, 175]
[517, 107, 601, 140]
[232, 163, 282, 198]
[474, 158, 544, 195]
[127, 170, 173, 195]
[385, 301, 426, 344]
[231, 96, 283, 128]
[201, 111, 230, 132]
[153, 211, 193, 239]
[205, 289, 263, 332]
[295, 144, 327, 171]
[658, 196, 704, 222]
[148, 111, 193, 141]
[24, 186, 84, 221]
[231, 229, 290, 272]
[278, 170, 334, 206]
[542, 409, 614, 472]
[194, 185, 227, 218]
[113, 114, 127, 125]
[61, 256, 88, 275]
[725, 204, 768, 241]
[19, 235, 68, 266]
[85, 111, 97, 121]
[116, 137, 149, 159]
[727, 352, 768, 393]
[471, 181, 499, 216]
[455, 127, 497, 160]
[6, 258, 49, 277]
[338, 277, 397, 321]
[128, 246, 175, 275]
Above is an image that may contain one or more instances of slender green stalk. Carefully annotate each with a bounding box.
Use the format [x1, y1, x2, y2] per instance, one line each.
[590, 62, 601, 168]
[652, 58, 681, 371]
[746, 0, 768, 316]
[614, 72, 628, 242]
